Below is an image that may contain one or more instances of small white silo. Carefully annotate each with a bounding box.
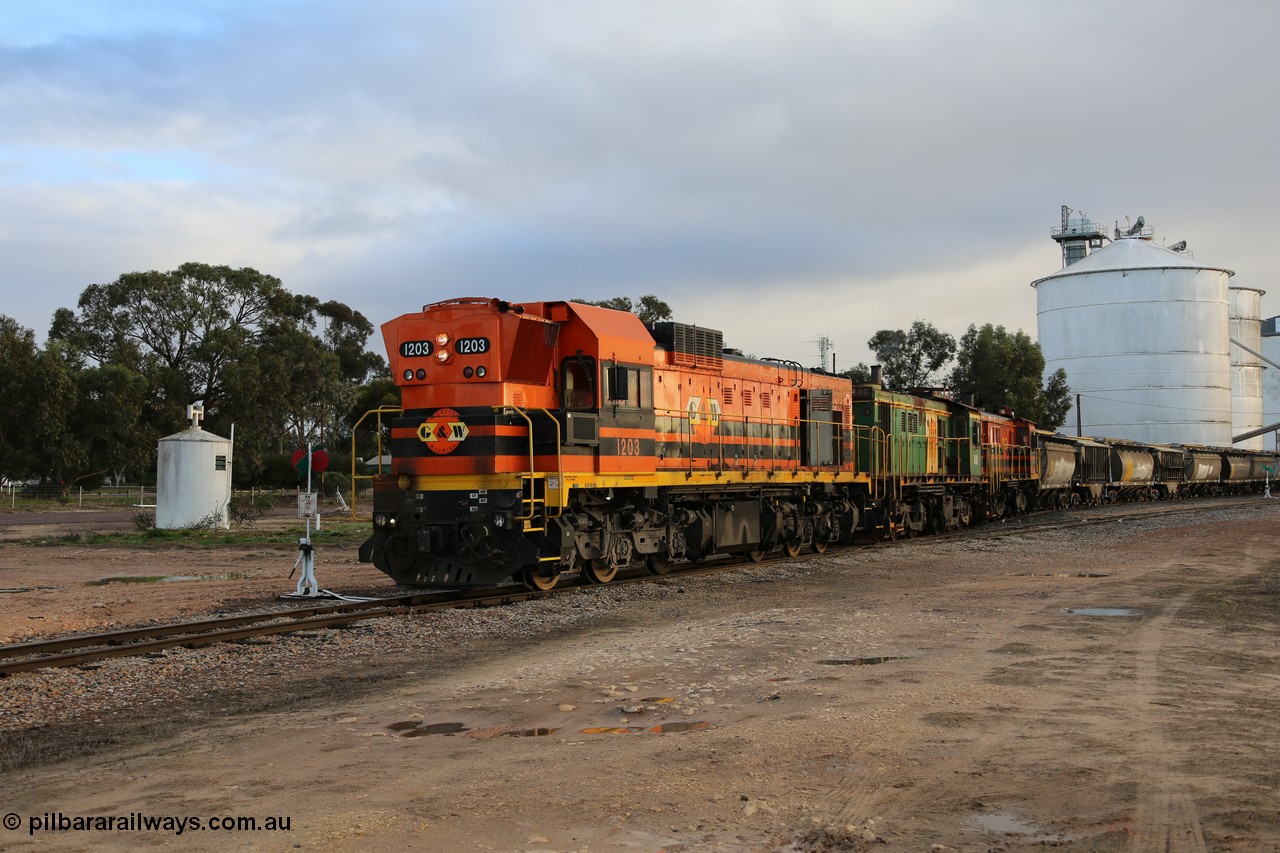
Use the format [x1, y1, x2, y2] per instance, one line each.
[1033, 222, 1234, 446]
[1229, 287, 1265, 450]
[155, 407, 233, 530]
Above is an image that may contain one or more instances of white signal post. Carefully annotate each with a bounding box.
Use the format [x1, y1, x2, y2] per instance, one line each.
[292, 442, 319, 596]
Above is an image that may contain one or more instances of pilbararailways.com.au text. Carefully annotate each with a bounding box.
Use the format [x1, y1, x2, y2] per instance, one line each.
[7, 812, 292, 836]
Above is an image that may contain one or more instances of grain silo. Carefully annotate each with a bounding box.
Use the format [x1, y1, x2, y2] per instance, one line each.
[155, 406, 233, 530]
[1228, 287, 1265, 450]
[1033, 216, 1234, 446]
[1261, 317, 1280, 449]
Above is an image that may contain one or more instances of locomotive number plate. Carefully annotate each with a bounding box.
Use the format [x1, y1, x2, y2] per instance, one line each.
[399, 340, 435, 358]
[455, 336, 490, 355]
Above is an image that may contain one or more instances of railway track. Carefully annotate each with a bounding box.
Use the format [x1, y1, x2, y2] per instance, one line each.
[1, 496, 1265, 676]
[0, 587, 537, 677]
[0, 561, 743, 676]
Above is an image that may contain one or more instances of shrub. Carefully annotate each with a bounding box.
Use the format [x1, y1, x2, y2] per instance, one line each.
[229, 491, 276, 525]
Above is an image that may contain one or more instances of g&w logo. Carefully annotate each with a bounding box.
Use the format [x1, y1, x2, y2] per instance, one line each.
[417, 408, 469, 454]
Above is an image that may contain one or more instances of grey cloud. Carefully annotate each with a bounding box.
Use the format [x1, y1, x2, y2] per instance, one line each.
[1, 0, 1277, 365]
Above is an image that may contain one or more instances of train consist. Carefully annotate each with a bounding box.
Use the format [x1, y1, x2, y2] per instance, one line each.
[359, 297, 1279, 589]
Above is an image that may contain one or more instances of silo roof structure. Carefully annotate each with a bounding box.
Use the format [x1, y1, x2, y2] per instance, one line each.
[1033, 236, 1235, 446]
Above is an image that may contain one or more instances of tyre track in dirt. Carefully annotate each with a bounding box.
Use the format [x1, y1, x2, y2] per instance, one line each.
[1125, 588, 1207, 853]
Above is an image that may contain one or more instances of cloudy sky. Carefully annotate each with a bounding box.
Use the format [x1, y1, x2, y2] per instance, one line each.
[2, 0, 1277, 369]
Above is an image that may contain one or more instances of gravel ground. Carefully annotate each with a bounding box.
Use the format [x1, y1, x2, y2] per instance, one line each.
[0, 500, 1278, 851]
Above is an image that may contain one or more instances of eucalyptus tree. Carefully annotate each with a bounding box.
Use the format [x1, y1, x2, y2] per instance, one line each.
[950, 323, 1071, 428]
[866, 321, 956, 391]
[50, 263, 383, 480]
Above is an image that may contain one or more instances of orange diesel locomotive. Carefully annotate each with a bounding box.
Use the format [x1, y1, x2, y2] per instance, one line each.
[360, 297, 877, 589]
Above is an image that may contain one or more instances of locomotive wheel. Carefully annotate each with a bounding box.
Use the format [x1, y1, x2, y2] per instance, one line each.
[645, 553, 674, 576]
[584, 559, 618, 584]
[746, 548, 767, 563]
[783, 539, 802, 558]
[811, 537, 829, 555]
[523, 566, 559, 591]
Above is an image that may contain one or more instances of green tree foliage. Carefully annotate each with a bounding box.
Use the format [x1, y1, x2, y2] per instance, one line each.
[950, 323, 1071, 429]
[0, 315, 50, 479]
[575, 294, 674, 326]
[840, 363, 874, 384]
[49, 262, 292, 427]
[866, 320, 956, 390]
[0, 318, 85, 487]
[45, 263, 386, 484]
[348, 376, 401, 462]
[73, 363, 155, 483]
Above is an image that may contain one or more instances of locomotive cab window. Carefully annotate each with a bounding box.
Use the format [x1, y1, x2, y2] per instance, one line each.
[561, 356, 597, 410]
[605, 363, 652, 409]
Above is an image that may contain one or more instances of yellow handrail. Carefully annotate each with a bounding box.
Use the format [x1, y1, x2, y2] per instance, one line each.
[493, 406, 566, 521]
[348, 406, 404, 519]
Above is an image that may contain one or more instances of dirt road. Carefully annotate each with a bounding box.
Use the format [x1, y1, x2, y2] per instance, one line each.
[1, 503, 1278, 851]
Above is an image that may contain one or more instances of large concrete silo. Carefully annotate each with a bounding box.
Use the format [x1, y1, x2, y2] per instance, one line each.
[1261, 317, 1280, 450]
[1033, 230, 1234, 446]
[1229, 287, 1265, 450]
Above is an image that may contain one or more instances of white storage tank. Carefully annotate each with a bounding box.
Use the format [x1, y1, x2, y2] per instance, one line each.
[1262, 317, 1280, 449]
[1229, 287, 1265, 450]
[1033, 228, 1234, 446]
[156, 407, 233, 530]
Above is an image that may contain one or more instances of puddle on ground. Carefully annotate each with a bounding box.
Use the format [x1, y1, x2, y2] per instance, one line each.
[971, 811, 1073, 842]
[817, 656, 910, 666]
[638, 697, 676, 703]
[392, 722, 470, 737]
[503, 727, 558, 737]
[87, 574, 240, 586]
[648, 721, 712, 733]
[581, 721, 714, 735]
[1067, 607, 1143, 617]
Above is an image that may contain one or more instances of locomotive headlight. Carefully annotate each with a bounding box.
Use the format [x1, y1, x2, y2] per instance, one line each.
[493, 513, 506, 528]
[403, 369, 414, 381]
[436, 349, 450, 363]
[476, 365, 487, 378]
[435, 332, 450, 347]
